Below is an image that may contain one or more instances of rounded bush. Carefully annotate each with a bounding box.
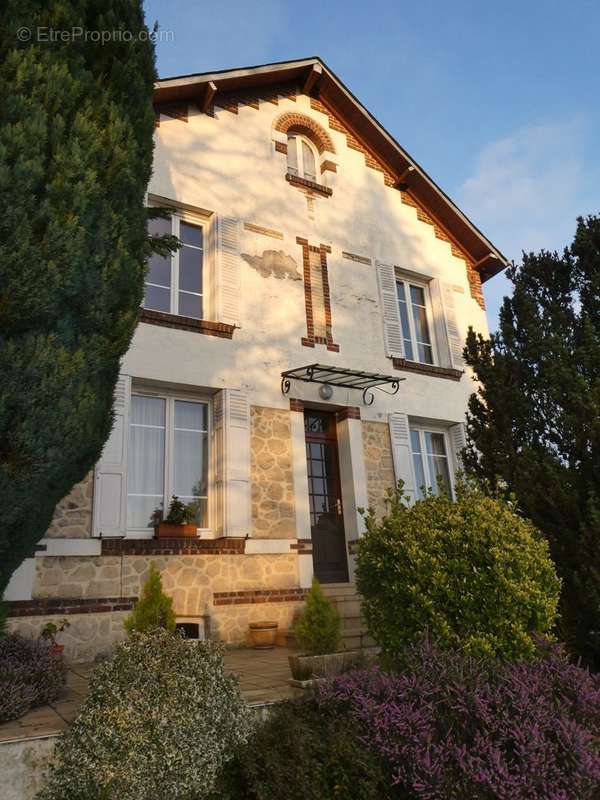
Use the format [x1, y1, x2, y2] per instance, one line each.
[0, 633, 66, 721]
[318, 639, 600, 799]
[356, 483, 561, 661]
[38, 629, 253, 800]
[220, 699, 396, 800]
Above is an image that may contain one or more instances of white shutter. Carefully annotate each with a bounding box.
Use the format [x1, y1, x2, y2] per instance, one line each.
[93, 375, 131, 536]
[441, 282, 464, 369]
[429, 279, 452, 368]
[450, 421, 467, 473]
[213, 389, 250, 537]
[388, 412, 417, 504]
[216, 216, 241, 327]
[376, 260, 404, 358]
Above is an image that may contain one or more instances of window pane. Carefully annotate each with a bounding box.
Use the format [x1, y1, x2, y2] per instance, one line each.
[179, 245, 203, 293]
[425, 432, 447, 457]
[148, 216, 172, 237]
[147, 253, 171, 288]
[302, 139, 316, 181]
[410, 429, 421, 453]
[175, 400, 207, 432]
[128, 396, 165, 528]
[412, 452, 427, 500]
[396, 281, 414, 361]
[410, 285, 426, 307]
[417, 342, 434, 365]
[179, 222, 203, 249]
[428, 455, 451, 496]
[287, 135, 298, 174]
[173, 400, 209, 527]
[144, 284, 170, 312]
[178, 291, 202, 319]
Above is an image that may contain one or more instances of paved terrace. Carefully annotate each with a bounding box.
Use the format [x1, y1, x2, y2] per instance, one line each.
[0, 646, 300, 744]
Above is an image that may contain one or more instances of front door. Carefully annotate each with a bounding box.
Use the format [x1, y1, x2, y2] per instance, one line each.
[304, 410, 349, 583]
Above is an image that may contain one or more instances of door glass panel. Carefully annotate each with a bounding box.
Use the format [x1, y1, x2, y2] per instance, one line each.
[173, 400, 208, 527]
[396, 281, 414, 361]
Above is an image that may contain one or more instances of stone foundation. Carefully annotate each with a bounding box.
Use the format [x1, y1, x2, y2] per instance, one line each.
[45, 472, 93, 539]
[251, 406, 296, 538]
[362, 420, 395, 519]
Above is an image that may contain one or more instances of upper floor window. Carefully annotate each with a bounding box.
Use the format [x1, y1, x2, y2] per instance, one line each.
[127, 392, 209, 531]
[287, 133, 319, 182]
[145, 215, 204, 319]
[410, 426, 452, 500]
[396, 279, 435, 364]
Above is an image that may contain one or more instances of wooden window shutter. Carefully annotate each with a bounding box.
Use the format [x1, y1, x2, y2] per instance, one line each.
[375, 260, 404, 358]
[213, 389, 250, 537]
[429, 279, 453, 368]
[92, 375, 131, 537]
[450, 421, 467, 473]
[440, 282, 465, 369]
[216, 216, 241, 327]
[388, 412, 416, 504]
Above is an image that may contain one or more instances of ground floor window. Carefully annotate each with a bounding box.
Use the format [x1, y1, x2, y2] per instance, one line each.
[410, 426, 452, 500]
[127, 393, 209, 530]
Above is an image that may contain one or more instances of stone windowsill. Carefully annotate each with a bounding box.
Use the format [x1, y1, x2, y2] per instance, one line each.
[139, 308, 236, 338]
[285, 172, 333, 197]
[392, 358, 463, 381]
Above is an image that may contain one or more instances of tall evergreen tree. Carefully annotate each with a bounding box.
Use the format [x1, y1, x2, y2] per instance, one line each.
[0, 2, 174, 594]
[464, 215, 600, 667]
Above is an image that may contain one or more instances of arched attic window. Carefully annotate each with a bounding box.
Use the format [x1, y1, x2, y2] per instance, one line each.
[287, 133, 319, 182]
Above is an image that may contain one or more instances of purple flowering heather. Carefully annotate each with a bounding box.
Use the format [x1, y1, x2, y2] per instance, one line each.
[317, 639, 600, 799]
[0, 633, 66, 721]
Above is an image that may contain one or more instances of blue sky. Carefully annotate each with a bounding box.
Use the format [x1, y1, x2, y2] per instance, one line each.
[143, 0, 600, 329]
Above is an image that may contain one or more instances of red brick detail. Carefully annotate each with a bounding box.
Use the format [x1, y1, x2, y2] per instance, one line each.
[274, 112, 335, 154]
[296, 237, 339, 351]
[321, 160, 337, 173]
[101, 538, 246, 556]
[290, 539, 313, 554]
[213, 588, 308, 606]
[139, 308, 236, 338]
[7, 597, 136, 618]
[275, 141, 288, 155]
[211, 83, 297, 116]
[336, 407, 361, 422]
[392, 359, 463, 381]
[289, 398, 304, 413]
[285, 173, 332, 197]
[309, 96, 394, 186]
[400, 191, 485, 309]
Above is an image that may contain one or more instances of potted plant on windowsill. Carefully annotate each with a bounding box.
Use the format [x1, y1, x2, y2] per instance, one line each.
[155, 496, 198, 539]
[40, 618, 70, 656]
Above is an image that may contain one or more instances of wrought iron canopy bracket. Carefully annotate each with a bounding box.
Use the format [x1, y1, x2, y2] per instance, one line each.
[280, 363, 404, 406]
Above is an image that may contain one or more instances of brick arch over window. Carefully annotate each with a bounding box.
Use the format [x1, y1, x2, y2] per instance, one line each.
[273, 112, 335, 154]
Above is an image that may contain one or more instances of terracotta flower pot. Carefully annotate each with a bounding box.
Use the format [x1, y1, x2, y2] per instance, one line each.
[156, 523, 198, 539]
[249, 621, 278, 649]
[50, 642, 65, 657]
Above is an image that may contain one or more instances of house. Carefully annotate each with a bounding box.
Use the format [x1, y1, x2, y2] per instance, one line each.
[4, 58, 507, 660]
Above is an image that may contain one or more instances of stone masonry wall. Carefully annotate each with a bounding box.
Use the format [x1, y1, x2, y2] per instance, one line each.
[45, 472, 93, 539]
[362, 420, 395, 519]
[14, 552, 302, 658]
[250, 406, 296, 538]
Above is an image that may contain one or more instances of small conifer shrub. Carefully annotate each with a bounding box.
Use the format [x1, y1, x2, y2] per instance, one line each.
[294, 578, 342, 655]
[124, 563, 175, 635]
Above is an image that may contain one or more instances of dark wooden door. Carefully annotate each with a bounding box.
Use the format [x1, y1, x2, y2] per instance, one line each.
[304, 410, 349, 584]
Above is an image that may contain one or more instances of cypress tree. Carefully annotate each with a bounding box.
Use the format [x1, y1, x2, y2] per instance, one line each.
[0, 2, 172, 594]
[464, 215, 600, 667]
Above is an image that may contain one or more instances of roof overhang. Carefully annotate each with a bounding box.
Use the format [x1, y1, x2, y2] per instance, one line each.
[154, 58, 509, 282]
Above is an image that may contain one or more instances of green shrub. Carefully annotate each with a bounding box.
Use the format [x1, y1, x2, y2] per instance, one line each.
[124, 563, 175, 635]
[38, 629, 253, 800]
[294, 578, 341, 655]
[356, 482, 561, 663]
[219, 700, 396, 800]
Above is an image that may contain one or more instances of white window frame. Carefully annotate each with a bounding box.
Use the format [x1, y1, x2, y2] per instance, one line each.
[287, 133, 320, 182]
[409, 424, 454, 500]
[144, 209, 207, 320]
[127, 388, 212, 537]
[395, 275, 438, 365]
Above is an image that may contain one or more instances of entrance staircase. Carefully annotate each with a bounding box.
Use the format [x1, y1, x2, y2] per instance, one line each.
[321, 583, 375, 651]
